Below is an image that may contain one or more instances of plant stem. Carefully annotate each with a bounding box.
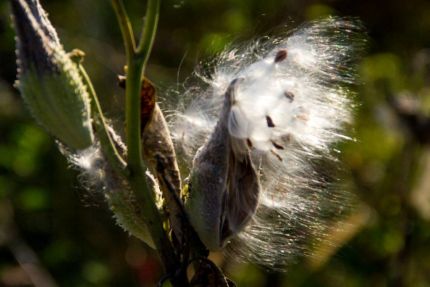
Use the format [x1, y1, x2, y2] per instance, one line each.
[112, 0, 182, 278]
[78, 65, 127, 174]
[122, 62, 176, 267]
[124, 59, 144, 177]
[111, 0, 135, 58]
[136, 0, 160, 59]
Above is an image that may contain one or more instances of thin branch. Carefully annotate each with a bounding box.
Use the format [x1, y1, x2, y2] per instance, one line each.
[111, 0, 136, 58]
[124, 60, 144, 173]
[0, 200, 58, 287]
[111, 0, 181, 278]
[77, 62, 127, 174]
[8, 235, 58, 287]
[136, 0, 160, 61]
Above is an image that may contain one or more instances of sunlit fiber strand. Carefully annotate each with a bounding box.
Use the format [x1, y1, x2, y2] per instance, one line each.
[171, 17, 365, 268]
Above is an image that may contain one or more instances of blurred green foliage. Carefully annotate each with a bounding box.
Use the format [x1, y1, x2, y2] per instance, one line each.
[1, 0, 430, 286]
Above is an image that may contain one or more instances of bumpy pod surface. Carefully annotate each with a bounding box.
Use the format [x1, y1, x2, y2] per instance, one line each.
[12, 0, 93, 150]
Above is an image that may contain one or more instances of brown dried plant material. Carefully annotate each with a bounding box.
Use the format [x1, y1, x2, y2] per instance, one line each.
[119, 76, 185, 244]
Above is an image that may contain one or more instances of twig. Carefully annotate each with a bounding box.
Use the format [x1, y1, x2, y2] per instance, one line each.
[111, 0, 182, 280]
[0, 200, 58, 287]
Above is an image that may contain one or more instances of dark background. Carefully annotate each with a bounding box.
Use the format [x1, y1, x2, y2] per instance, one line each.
[1, 0, 430, 286]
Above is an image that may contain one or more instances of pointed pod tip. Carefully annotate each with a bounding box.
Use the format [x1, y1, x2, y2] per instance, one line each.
[11, 0, 95, 150]
[11, 0, 59, 74]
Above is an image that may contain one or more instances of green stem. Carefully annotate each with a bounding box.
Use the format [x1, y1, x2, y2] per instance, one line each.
[136, 0, 160, 60]
[124, 60, 144, 176]
[78, 65, 127, 175]
[111, 0, 180, 276]
[111, 0, 135, 58]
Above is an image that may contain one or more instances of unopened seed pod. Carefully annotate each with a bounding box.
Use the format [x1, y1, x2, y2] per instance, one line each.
[185, 79, 260, 250]
[11, 0, 94, 150]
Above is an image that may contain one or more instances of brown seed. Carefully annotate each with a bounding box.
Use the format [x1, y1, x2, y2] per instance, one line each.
[246, 138, 253, 148]
[271, 141, 284, 150]
[271, 150, 283, 161]
[284, 91, 295, 102]
[266, 116, 275, 128]
[274, 49, 288, 63]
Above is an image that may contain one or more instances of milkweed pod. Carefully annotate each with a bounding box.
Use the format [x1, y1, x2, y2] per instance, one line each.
[11, 0, 94, 150]
[65, 144, 155, 248]
[172, 17, 365, 268]
[185, 79, 260, 250]
[118, 76, 184, 242]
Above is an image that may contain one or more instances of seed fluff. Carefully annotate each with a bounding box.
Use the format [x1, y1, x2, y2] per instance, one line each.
[170, 17, 366, 269]
[60, 135, 159, 249]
